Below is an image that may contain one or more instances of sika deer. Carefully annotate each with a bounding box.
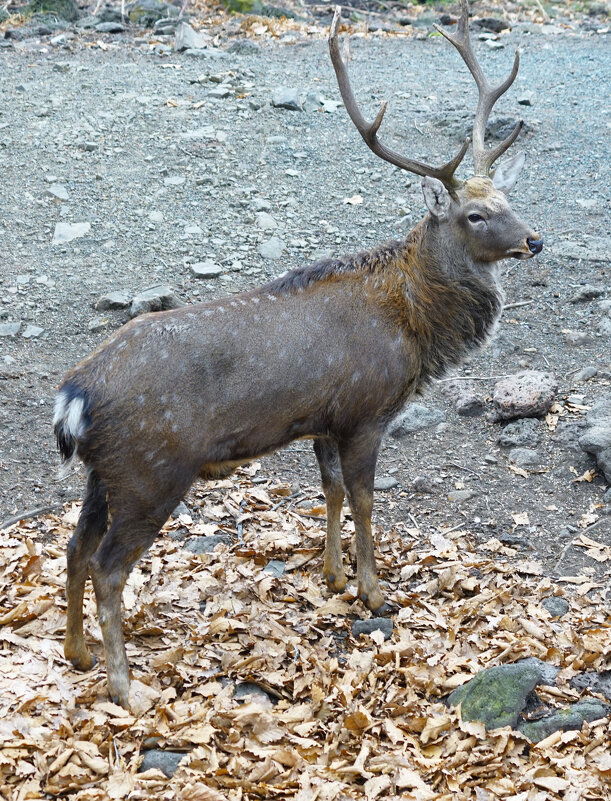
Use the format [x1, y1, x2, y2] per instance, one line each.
[54, 0, 542, 707]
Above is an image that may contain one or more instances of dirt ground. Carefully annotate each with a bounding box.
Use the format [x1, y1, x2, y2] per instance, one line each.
[0, 4, 610, 585]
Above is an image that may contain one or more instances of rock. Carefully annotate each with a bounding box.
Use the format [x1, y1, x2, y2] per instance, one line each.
[570, 670, 611, 701]
[388, 403, 445, 438]
[470, 16, 510, 33]
[374, 476, 398, 491]
[579, 426, 611, 455]
[27, 0, 79, 22]
[485, 40, 505, 50]
[233, 681, 276, 703]
[22, 324, 44, 339]
[517, 91, 534, 106]
[208, 86, 231, 99]
[574, 366, 598, 382]
[264, 559, 285, 577]
[498, 418, 541, 448]
[556, 237, 610, 263]
[563, 329, 594, 346]
[447, 489, 476, 503]
[258, 237, 285, 259]
[542, 596, 570, 618]
[226, 39, 260, 55]
[52, 222, 91, 244]
[47, 183, 69, 201]
[302, 91, 325, 112]
[95, 21, 125, 32]
[95, 291, 131, 311]
[413, 476, 435, 493]
[440, 379, 483, 416]
[184, 534, 233, 554]
[447, 663, 541, 729]
[130, 285, 186, 317]
[255, 212, 278, 230]
[492, 371, 558, 421]
[138, 749, 186, 778]
[171, 501, 190, 518]
[518, 699, 610, 743]
[191, 260, 223, 279]
[508, 448, 543, 468]
[272, 88, 303, 111]
[352, 618, 394, 641]
[516, 657, 560, 687]
[87, 316, 110, 333]
[570, 285, 605, 303]
[0, 322, 22, 337]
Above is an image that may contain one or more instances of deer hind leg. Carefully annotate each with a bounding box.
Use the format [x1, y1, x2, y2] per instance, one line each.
[64, 469, 108, 671]
[89, 498, 177, 708]
[338, 431, 386, 614]
[314, 438, 346, 593]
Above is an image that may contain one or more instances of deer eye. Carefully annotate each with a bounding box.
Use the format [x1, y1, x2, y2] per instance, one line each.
[468, 213, 484, 223]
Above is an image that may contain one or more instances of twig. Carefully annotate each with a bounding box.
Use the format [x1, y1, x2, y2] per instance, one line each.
[503, 300, 534, 310]
[446, 461, 478, 476]
[0, 504, 59, 531]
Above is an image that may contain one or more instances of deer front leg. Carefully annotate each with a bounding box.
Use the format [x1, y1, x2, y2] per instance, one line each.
[314, 438, 346, 592]
[338, 431, 386, 614]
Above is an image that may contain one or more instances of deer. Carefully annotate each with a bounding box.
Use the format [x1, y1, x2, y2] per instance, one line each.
[54, 0, 543, 708]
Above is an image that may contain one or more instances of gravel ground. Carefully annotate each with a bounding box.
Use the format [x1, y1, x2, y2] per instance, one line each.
[0, 17, 609, 582]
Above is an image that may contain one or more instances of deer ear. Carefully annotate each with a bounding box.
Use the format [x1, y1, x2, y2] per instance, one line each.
[491, 151, 525, 194]
[422, 177, 451, 219]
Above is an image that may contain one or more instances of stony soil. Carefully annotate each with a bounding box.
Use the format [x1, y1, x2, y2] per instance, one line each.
[0, 9, 609, 586]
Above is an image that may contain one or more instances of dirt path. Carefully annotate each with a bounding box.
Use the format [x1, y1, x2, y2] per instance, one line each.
[0, 18, 609, 579]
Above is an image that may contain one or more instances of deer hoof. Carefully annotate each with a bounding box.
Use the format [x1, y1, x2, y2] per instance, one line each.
[67, 650, 97, 672]
[370, 600, 397, 617]
[325, 571, 347, 593]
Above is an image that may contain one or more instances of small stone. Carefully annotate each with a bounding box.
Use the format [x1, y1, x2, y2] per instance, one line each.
[263, 559, 285, 577]
[576, 197, 598, 211]
[388, 403, 445, 438]
[542, 596, 570, 618]
[174, 21, 211, 51]
[604, 488, 611, 504]
[184, 224, 203, 235]
[374, 476, 398, 491]
[302, 90, 325, 112]
[447, 489, 476, 502]
[485, 39, 505, 49]
[52, 222, 91, 244]
[508, 448, 543, 468]
[517, 91, 534, 106]
[138, 750, 186, 778]
[352, 618, 394, 640]
[164, 174, 186, 186]
[191, 260, 223, 279]
[95, 291, 131, 311]
[130, 285, 186, 317]
[498, 418, 541, 448]
[185, 534, 233, 554]
[87, 316, 110, 333]
[255, 211, 278, 230]
[233, 682, 276, 704]
[21, 324, 44, 339]
[492, 371, 558, 421]
[47, 183, 69, 201]
[574, 366, 597, 382]
[563, 329, 594, 346]
[208, 86, 231, 99]
[0, 322, 22, 337]
[440, 379, 483, 416]
[253, 198, 272, 212]
[570, 285, 605, 303]
[579, 426, 611, 455]
[518, 699, 611, 743]
[413, 476, 434, 493]
[149, 210, 164, 223]
[271, 87, 303, 111]
[258, 237, 285, 259]
[95, 21, 125, 32]
[172, 501, 190, 518]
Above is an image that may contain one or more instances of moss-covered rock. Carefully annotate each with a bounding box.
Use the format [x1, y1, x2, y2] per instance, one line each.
[128, 0, 179, 26]
[518, 699, 610, 743]
[448, 663, 540, 729]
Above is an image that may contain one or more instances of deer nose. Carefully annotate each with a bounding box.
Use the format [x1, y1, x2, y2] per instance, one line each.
[527, 237, 543, 255]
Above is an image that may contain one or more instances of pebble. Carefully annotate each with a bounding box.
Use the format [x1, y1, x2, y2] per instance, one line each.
[569, 285, 605, 303]
[498, 418, 541, 448]
[272, 87, 303, 111]
[95, 21, 125, 33]
[95, 291, 131, 310]
[440, 379, 483, 416]
[255, 211, 278, 230]
[0, 322, 21, 337]
[21, 324, 44, 339]
[492, 371, 558, 421]
[447, 489, 476, 503]
[508, 447, 543, 468]
[130, 285, 186, 317]
[542, 596, 570, 618]
[388, 403, 445, 438]
[47, 183, 69, 201]
[184, 534, 233, 554]
[352, 618, 394, 640]
[258, 236, 285, 259]
[412, 475, 434, 493]
[174, 21, 211, 52]
[264, 560, 286, 577]
[87, 316, 110, 333]
[191, 260, 223, 278]
[574, 366, 598, 382]
[579, 396, 611, 483]
[138, 750, 186, 778]
[52, 221, 91, 244]
[374, 476, 398, 491]
[563, 329, 594, 346]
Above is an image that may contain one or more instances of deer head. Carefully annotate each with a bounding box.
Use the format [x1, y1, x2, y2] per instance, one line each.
[328, 0, 543, 263]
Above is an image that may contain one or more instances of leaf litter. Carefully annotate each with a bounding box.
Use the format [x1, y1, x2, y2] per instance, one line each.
[0, 470, 609, 800]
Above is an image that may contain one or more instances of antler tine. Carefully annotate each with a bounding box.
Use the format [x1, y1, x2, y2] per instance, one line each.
[329, 6, 469, 192]
[433, 0, 522, 176]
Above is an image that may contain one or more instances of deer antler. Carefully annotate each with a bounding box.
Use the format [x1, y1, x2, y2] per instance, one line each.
[329, 6, 470, 192]
[434, 0, 522, 176]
